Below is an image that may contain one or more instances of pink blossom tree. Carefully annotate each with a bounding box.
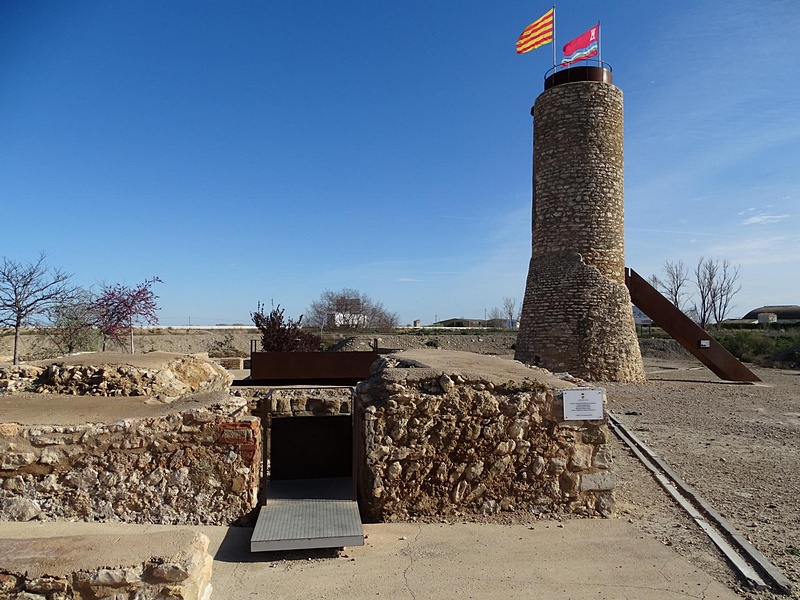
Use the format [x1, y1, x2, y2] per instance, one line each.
[93, 277, 162, 353]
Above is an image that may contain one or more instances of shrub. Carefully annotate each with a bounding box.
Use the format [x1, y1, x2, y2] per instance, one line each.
[714, 330, 800, 367]
[251, 302, 320, 352]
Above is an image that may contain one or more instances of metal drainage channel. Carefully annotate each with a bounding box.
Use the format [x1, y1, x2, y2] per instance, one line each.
[608, 412, 792, 595]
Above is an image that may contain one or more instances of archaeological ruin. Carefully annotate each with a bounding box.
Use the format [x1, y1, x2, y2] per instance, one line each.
[0, 64, 649, 599]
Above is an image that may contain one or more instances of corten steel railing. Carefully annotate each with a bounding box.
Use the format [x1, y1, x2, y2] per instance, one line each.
[248, 351, 379, 386]
[625, 267, 760, 382]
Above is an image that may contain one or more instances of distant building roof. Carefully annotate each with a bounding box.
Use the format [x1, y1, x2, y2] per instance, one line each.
[434, 318, 487, 328]
[741, 305, 800, 320]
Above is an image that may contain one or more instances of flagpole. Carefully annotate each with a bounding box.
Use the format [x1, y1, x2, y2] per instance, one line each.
[598, 19, 602, 66]
[552, 5, 557, 71]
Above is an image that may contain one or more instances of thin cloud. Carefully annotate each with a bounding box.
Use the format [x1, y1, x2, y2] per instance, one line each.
[707, 235, 800, 266]
[628, 228, 722, 237]
[741, 213, 790, 226]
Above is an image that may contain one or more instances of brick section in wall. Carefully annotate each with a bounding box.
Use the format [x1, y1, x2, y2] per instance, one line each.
[216, 420, 260, 464]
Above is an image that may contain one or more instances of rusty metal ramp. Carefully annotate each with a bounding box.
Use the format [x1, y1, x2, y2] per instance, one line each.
[250, 478, 363, 552]
[626, 267, 760, 382]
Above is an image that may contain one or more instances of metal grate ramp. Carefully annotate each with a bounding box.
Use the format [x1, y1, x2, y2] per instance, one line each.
[250, 478, 364, 552]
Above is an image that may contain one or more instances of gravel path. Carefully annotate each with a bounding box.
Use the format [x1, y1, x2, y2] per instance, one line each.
[605, 358, 800, 599]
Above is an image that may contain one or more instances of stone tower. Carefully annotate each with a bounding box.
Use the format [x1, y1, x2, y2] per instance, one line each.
[515, 66, 645, 383]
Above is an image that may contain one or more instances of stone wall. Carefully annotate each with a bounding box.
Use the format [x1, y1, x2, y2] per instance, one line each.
[518, 252, 646, 382]
[0, 328, 257, 363]
[0, 354, 233, 400]
[354, 353, 614, 522]
[258, 387, 353, 417]
[515, 79, 645, 383]
[0, 530, 213, 600]
[0, 396, 260, 525]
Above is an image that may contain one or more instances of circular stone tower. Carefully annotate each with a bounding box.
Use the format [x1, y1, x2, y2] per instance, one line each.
[514, 66, 645, 383]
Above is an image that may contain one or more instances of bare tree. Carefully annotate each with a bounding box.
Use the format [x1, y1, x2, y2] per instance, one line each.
[691, 257, 740, 328]
[0, 254, 75, 364]
[305, 289, 399, 331]
[651, 260, 691, 310]
[502, 297, 520, 322]
[692, 256, 715, 328]
[651, 257, 742, 329]
[710, 259, 741, 325]
[489, 297, 520, 327]
[42, 289, 99, 355]
[663, 260, 691, 310]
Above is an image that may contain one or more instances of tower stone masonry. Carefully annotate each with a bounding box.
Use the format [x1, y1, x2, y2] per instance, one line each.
[515, 69, 646, 383]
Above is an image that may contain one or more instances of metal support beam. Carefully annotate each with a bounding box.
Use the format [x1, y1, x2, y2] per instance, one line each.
[625, 268, 760, 382]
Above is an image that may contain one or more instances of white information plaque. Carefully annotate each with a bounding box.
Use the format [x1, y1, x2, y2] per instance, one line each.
[562, 388, 604, 421]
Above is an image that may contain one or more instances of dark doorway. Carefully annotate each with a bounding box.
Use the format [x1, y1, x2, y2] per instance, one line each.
[269, 415, 352, 480]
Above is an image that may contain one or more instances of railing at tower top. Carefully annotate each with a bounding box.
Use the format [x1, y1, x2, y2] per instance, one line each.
[544, 61, 613, 90]
[625, 267, 761, 382]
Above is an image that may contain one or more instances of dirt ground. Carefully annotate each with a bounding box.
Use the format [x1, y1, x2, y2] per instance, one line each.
[603, 358, 800, 600]
[398, 347, 799, 599]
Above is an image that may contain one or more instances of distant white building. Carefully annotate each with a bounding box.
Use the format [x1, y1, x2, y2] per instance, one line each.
[327, 312, 369, 328]
[742, 305, 800, 324]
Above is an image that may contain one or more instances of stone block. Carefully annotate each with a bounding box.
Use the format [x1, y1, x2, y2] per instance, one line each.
[568, 443, 593, 471]
[580, 471, 615, 492]
[592, 445, 612, 469]
[1, 497, 42, 521]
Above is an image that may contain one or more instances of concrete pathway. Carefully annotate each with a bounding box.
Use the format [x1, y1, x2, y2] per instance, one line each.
[1, 518, 740, 599]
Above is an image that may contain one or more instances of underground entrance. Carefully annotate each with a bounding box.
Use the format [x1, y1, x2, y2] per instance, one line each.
[251, 387, 364, 552]
[245, 347, 379, 551]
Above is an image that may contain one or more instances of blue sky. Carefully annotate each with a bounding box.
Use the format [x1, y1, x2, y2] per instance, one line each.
[2, 0, 798, 326]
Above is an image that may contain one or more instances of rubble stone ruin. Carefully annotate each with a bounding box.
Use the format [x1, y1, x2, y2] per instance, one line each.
[515, 66, 646, 383]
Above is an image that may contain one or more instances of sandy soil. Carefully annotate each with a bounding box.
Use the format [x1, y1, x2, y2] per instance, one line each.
[408, 353, 799, 599]
[604, 359, 800, 600]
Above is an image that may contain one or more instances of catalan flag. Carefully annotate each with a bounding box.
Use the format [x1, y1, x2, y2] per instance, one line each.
[516, 8, 554, 54]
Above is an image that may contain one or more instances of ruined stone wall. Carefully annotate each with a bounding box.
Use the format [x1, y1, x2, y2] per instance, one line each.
[0, 355, 233, 399]
[0, 531, 212, 600]
[0, 397, 260, 525]
[515, 80, 645, 383]
[0, 355, 233, 401]
[355, 359, 614, 522]
[519, 252, 646, 382]
[258, 387, 353, 417]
